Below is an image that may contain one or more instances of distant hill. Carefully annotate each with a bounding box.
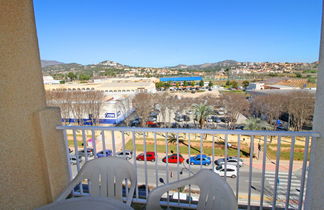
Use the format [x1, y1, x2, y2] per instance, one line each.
[97, 60, 126, 67]
[168, 60, 239, 70]
[41, 60, 64, 67]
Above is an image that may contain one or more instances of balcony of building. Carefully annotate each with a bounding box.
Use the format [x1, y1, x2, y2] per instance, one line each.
[1, 0, 324, 210]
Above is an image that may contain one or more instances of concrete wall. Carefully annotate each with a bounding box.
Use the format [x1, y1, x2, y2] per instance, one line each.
[304, 1, 324, 209]
[0, 0, 69, 209]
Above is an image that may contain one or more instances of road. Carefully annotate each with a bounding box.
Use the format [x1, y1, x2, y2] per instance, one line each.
[71, 157, 303, 208]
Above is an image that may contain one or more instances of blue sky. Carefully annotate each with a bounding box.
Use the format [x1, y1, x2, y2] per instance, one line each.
[34, 0, 322, 67]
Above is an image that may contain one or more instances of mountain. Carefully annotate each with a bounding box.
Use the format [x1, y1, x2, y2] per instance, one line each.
[168, 60, 239, 70]
[97, 60, 126, 67]
[41, 60, 64, 67]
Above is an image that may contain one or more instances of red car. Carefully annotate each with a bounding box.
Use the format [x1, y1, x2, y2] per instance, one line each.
[162, 154, 185, 164]
[136, 152, 156, 162]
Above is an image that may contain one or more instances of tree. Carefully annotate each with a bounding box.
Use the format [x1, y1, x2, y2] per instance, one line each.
[183, 81, 188, 87]
[221, 92, 250, 129]
[231, 80, 238, 89]
[191, 81, 196, 87]
[244, 118, 271, 130]
[176, 82, 180, 88]
[242, 81, 249, 89]
[224, 68, 230, 81]
[79, 74, 91, 81]
[208, 81, 213, 87]
[67, 72, 77, 81]
[199, 80, 204, 87]
[192, 103, 213, 129]
[167, 133, 201, 153]
[286, 91, 314, 131]
[132, 93, 155, 127]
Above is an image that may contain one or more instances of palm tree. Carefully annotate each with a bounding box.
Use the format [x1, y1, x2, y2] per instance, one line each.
[166, 133, 200, 153]
[192, 103, 213, 129]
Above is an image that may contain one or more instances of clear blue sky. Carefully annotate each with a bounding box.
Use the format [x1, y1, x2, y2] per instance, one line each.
[34, 0, 322, 67]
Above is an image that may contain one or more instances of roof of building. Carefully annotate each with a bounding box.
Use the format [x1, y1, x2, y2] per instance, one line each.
[160, 76, 202, 82]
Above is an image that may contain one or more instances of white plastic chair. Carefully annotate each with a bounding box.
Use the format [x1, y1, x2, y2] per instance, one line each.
[56, 157, 136, 206]
[146, 169, 237, 210]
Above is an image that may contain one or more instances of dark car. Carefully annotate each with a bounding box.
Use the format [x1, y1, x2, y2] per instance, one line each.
[96, 149, 113, 158]
[182, 115, 190, 122]
[136, 152, 156, 162]
[162, 154, 185, 164]
[78, 148, 94, 157]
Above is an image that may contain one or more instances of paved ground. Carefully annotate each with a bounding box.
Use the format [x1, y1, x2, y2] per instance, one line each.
[70, 155, 305, 209]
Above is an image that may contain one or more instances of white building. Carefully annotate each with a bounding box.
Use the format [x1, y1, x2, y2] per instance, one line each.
[43, 76, 60, 84]
[246, 83, 264, 90]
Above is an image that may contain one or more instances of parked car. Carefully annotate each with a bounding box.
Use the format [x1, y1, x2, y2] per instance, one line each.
[213, 165, 237, 178]
[96, 149, 113, 158]
[70, 154, 83, 165]
[136, 152, 156, 162]
[186, 154, 211, 165]
[162, 154, 185, 164]
[78, 148, 94, 158]
[130, 118, 141, 127]
[148, 116, 157, 122]
[122, 184, 149, 199]
[174, 116, 184, 122]
[116, 150, 133, 160]
[235, 125, 244, 130]
[212, 117, 221, 123]
[182, 115, 190, 122]
[215, 157, 243, 167]
[220, 117, 231, 123]
[207, 118, 213, 123]
[186, 110, 193, 115]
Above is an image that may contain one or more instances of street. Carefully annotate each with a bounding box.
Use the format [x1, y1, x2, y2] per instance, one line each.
[71, 156, 303, 208]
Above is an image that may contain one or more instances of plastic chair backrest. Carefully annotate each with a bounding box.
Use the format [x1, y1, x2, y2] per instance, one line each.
[146, 169, 237, 210]
[56, 157, 136, 206]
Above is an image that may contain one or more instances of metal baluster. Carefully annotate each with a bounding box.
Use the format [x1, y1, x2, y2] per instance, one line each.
[236, 134, 241, 201]
[298, 136, 310, 210]
[212, 135, 215, 171]
[188, 133, 192, 206]
[91, 129, 97, 158]
[272, 136, 281, 210]
[111, 130, 116, 156]
[200, 134, 203, 170]
[121, 131, 128, 199]
[101, 130, 106, 154]
[73, 129, 81, 172]
[260, 136, 267, 209]
[154, 133, 158, 187]
[63, 129, 72, 180]
[165, 132, 170, 207]
[143, 132, 148, 199]
[224, 134, 228, 181]
[248, 136, 254, 210]
[131, 131, 138, 199]
[82, 130, 88, 162]
[285, 136, 296, 210]
[176, 133, 180, 204]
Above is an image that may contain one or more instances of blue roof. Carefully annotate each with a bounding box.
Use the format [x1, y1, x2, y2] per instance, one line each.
[160, 76, 202, 82]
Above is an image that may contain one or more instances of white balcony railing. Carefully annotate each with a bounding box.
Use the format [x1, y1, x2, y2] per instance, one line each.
[57, 125, 319, 210]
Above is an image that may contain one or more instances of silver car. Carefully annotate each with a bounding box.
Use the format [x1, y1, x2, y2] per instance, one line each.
[116, 150, 133, 160]
[215, 157, 243, 167]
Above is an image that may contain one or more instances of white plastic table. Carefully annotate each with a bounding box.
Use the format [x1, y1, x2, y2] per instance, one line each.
[36, 197, 134, 210]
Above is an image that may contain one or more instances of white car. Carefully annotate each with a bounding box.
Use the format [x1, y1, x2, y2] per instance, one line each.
[69, 154, 83, 165]
[213, 165, 237, 178]
[116, 150, 133, 160]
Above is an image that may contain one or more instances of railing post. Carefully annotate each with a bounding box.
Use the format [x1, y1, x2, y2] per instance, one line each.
[304, 2, 324, 209]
